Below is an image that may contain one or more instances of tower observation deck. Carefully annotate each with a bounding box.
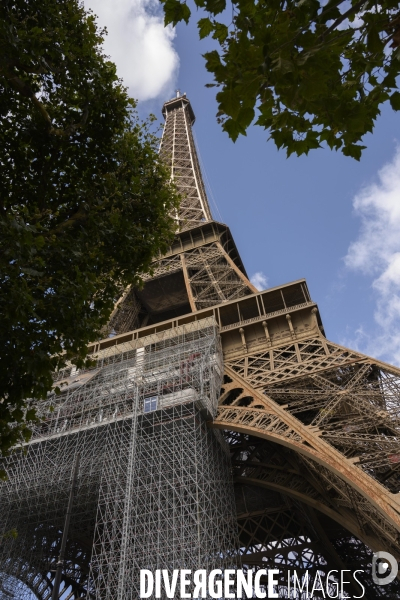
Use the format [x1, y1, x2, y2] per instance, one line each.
[1, 95, 400, 599]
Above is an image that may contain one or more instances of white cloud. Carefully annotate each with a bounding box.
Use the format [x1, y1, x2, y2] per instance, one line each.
[83, 0, 179, 101]
[250, 272, 268, 291]
[344, 146, 400, 365]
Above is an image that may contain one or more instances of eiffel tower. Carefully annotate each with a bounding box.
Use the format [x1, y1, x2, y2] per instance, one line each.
[1, 93, 400, 599]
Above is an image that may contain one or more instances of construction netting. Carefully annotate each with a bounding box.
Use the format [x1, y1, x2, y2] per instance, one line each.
[0, 317, 238, 599]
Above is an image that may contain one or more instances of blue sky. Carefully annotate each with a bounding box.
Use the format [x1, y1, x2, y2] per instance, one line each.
[85, 0, 400, 367]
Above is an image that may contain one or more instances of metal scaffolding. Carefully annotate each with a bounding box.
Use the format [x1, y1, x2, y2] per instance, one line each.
[0, 318, 238, 599]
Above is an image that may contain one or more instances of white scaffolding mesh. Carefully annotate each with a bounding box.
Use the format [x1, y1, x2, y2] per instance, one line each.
[0, 318, 238, 599]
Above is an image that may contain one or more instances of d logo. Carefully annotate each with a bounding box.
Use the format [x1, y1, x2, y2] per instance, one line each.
[372, 551, 398, 586]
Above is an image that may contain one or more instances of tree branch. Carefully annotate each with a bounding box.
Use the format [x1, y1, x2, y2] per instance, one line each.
[318, 0, 368, 41]
[49, 106, 89, 137]
[1, 67, 89, 136]
[53, 207, 88, 234]
[2, 70, 53, 126]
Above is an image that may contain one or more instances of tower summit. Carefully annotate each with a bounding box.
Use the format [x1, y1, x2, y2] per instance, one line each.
[160, 93, 212, 229]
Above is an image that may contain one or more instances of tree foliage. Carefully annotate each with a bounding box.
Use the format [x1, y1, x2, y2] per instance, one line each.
[0, 0, 179, 457]
[162, 0, 400, 158]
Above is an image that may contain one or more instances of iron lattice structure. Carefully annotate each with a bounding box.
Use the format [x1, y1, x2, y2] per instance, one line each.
[106, 95, 257, 337]
[2, 93, 400, 599]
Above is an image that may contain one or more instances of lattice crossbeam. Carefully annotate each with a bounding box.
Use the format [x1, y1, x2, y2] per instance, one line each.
[214, 334, 400, 563]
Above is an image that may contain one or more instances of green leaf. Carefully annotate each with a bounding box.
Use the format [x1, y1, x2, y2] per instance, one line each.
[272, 56, 294, 74]
[162, 0, 191, 26]
[342, 144, 365, 161]
[217, 88, 241, 119]
[25, 408, 37, 421]
[21, 267, 44, 276]
[366, 24, 382, 55]
[390, 91, 400, 111]
[346, 116, 367, 133]
[212, 22, 228, 43]
[237, 106, 255, 129]
[2, 528, 18, 540]
[222, 118, 246, 141]
[204, 50, 223, 73]
[198, 17, 214, 39]
[204, 0, 226, 16]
